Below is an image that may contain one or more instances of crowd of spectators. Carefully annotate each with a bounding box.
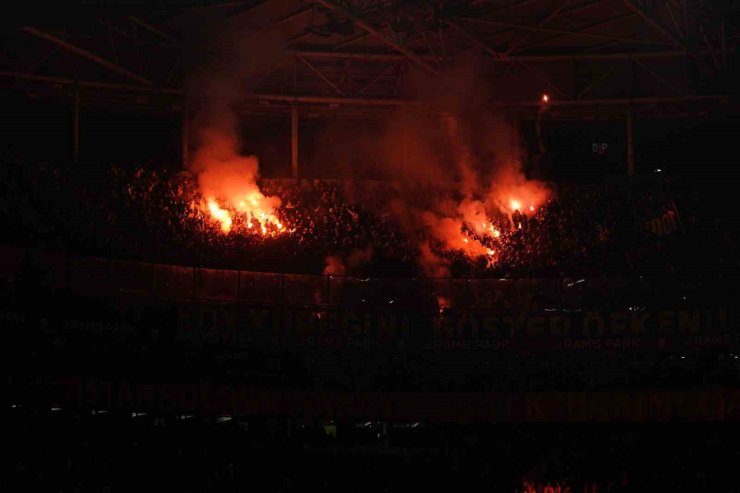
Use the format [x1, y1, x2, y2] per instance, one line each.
[1, 157, 737, 279]
[4, 159, 739, 492]
[2, 158, 739, 395]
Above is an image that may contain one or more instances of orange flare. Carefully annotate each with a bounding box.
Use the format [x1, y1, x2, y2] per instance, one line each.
[206, 198, 233, 233]
[202, 189, 286, 237]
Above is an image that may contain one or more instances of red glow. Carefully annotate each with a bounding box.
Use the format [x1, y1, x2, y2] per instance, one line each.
[206, 198, 233, 233]
[542, 94, 549, 103]
[437, 295, 451, 315]
[203, 194, 286, 237]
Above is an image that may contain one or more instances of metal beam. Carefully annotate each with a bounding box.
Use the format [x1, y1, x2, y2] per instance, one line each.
[444, 19, 503, 59]
[577, 67, 620, 99]
[516, 59, 568, 97]
[293, 48, 707, 63]
[458, 0, 544, 46]
[227, 0, 274, 16]
[333, 33, 367, 49]
[297, 55, 345, 95]
[73, 85, 80, 163]
[188, 1, 253, 9]
[97, 18, 130, 39]
[510, 13, 637, 53]
[250, 93, 731, 108]
[472, 0, 542, 18]
[294, 50, 427, 62]
[1, 71, 730, 108]
[438, 27, 446, 62]
[492, 60, 516, 92]
[543, 0, 574, 24]
[345, 59, 351, 95]
[626, 105, 635, 176]
[252, 93, 424, 106]
[267, 5, 313, 28]
[485, 94, 728, 107]
[291, 107, 299, 180]
[505, 0, 573, 54]
[108, 20, 118, 64]
[666, 2, 684, 40]
[182, 105, 189, 168]
[0, 71, 176, 93]
[26, 47, 60, 72]
[312, 0, 442, 76]
[621, 0, 684, 48]
[700, 26, 722, 71]
[721, 21, 727, 68]
[633, 57, 684, 94]
[484, 0, 617, 47]
[291, 69, 394, 79]
[546, 0, 622, 20]
[127, 16, 177, 42]
[357, 62, 400, 95]
[21, 27, 152, 86]
[422, 32, 440, 67]
[456, 16, 676, 46]
[289, 31, 313, 45]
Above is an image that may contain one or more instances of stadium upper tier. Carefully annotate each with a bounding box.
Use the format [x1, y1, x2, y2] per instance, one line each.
[1, 161, 737, 279]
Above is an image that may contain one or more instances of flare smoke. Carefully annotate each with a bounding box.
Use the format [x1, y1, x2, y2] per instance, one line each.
[185, 22, 287, 234]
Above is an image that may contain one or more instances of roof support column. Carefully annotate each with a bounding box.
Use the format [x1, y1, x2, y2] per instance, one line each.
[73, 85, 80, 163]
[291, 106, 299, 182]
[626, 104, 635, 177]
[181, 105, 189, 168]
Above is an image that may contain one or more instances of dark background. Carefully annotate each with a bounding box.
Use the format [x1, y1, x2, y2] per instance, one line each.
[4, 94, 739, 179]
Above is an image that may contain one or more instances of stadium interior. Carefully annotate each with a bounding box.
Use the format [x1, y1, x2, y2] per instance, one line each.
[2, 0, 740, 491]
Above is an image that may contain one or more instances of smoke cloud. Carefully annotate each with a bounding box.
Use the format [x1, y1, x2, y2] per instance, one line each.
[184, 20, 288, 234]
[323, 247, 375, 276]
[183, 23, 551, 277]
[352, 51, 553, 276]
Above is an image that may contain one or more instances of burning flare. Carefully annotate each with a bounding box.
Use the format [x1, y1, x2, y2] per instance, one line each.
[436, 295, 451, 315]
[192, 128, 286, 236]
[206, 198, 233, 233]
[203, 192, 285, 236]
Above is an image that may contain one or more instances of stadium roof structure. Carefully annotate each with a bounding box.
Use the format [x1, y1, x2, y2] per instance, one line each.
[1, 0, 738, 118]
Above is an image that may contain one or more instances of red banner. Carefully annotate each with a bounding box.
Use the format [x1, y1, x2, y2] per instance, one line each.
[57, 378, 740, 422]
